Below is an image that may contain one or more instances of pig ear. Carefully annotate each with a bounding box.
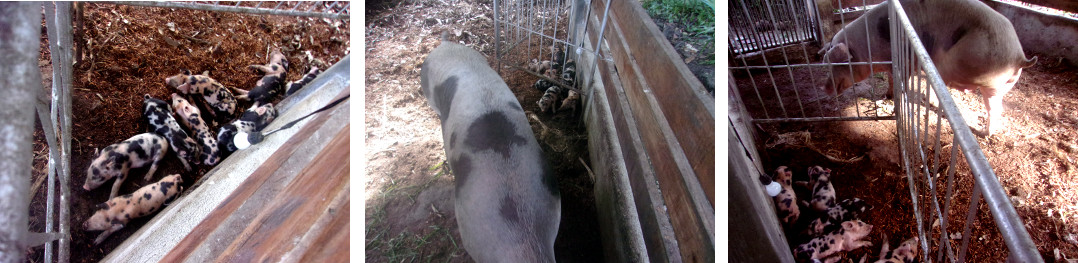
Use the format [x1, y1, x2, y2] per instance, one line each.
[96, 202, 108, 210]
[182, 69, 191, 75]
[818, 42, 832, 55]
[202, 71, 210, 76]
[829, 43, 851, 63]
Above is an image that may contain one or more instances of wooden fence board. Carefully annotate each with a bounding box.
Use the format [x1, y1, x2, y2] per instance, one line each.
[591, 0, 715, 261]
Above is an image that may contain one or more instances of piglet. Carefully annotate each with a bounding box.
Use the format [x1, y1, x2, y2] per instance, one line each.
[232, 48, 289, 105]
[558, 89, 580, 115]
[165, 70, 238, 123]
[216, 103, 278, 155]
[804, 166, 837, 213]
[875, 236, 918, 263]
[794, 220, 874, 263]
[826, 198, 872, 223]
[84, 133, 168, 199]
[171, 93, 221, 166]
[772, 166, 800, 228]
[142, 94, 198, 171]
[84, 174, 182, 245]
[284, 67, 322, 96]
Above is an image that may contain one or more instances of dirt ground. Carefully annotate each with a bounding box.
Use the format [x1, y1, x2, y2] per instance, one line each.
[364, 0, 605, 262]
[733, 40, 1078, 261]
[26, 2, 349, 262]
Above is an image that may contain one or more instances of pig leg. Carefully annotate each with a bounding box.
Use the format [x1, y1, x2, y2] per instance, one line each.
[984, 95, 1002, 136]
[178, 155, 192, 171]
[249, 64, 274, 74]
[849, 240, 873, 250]
[109, 163, 130, 199]
[93, 224, 124, 245]
[144, 159, 161, 181]
[225, 85, 250, 97]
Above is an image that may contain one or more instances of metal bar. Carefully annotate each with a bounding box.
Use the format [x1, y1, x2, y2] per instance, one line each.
[958, 185, 982, 262]
[100, 1, 349, 19]
[495, 0, 501, 75]
[942, 138, 959, 259]
[728, 61, 893, 69]
[0, 3, 44, 262]
[336, 2, 349, 16]
[43, 4, 58, 261]
[55, 1, 75, 261]
[751, 115, 895, 123]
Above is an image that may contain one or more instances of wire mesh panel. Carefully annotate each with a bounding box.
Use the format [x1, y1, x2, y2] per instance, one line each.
[492, 0, 610, 91]
[889, 0, 1041, 262]
[729, 0, 892, 123]
[729, 0, 819, 55]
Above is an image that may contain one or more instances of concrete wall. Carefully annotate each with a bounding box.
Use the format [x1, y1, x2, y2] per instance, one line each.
[988, 0, 1078, 67]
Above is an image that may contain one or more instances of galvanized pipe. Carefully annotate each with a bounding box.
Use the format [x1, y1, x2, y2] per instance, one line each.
[0, 3, 44, 262]
[100, 1, 349, 19]
[45, 2, 75, 262]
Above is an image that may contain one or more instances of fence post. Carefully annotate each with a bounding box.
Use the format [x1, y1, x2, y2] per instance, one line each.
[0, 2, 45, 262]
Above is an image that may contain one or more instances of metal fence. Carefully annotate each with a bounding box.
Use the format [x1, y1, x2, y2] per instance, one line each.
[889, 0, 1040, 262]
[25, 2, 349, 262]
[729, 0, 892, 123]
[728, 0, 1042, 261]
[729, 0, 821, 55]
[492, 0, 613, 94]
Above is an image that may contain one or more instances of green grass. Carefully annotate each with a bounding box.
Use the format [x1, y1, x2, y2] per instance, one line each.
[643, 0, 715, 63]
[366, 160, 462, 262]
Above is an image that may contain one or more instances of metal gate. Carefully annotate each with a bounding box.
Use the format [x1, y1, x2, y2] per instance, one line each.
[729, 0, 821, 55]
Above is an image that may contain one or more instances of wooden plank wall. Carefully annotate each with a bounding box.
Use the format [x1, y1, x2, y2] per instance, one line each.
[584, 0, 715, 262]
[160, 90, 350, 262]
[1011, 0, 1078, 14]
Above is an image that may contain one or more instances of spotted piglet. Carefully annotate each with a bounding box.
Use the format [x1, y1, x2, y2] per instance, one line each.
[826, 198, 871, 223]
[84, 133, 168, 199]
[284, 67, 322, 96]
[230, 48, 289, 105]
[874, 235, 918, 263]
[165, 70, 238, 123]
[215, 103, 278, 155]
[793, 220, 874, 263]
[84, 174, 182, 245]
[805, 166, 837, 213]
[142, 94, 199, 171]
[421, 37, 560, 262]
[171, 93, 221, 166]
[772, 166, 800, 228]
